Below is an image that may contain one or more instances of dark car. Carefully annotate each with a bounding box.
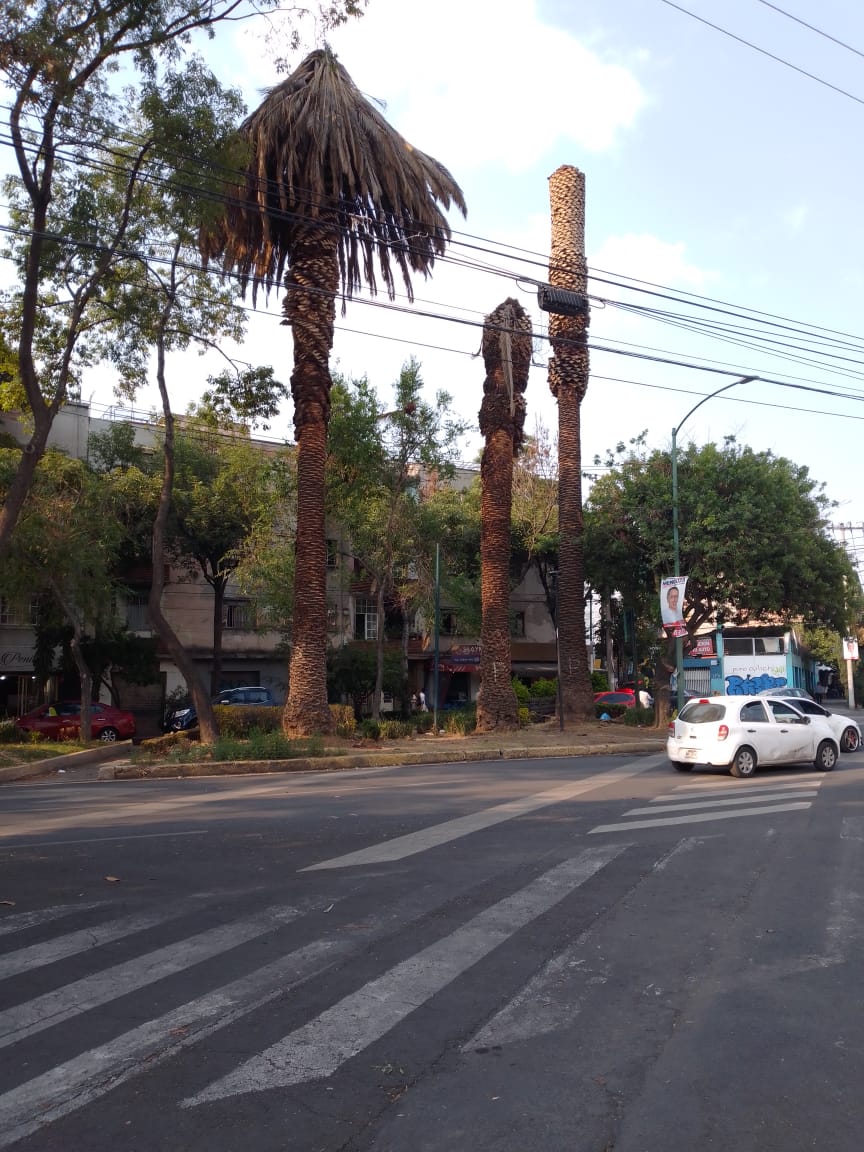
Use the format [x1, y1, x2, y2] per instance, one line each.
[16, 701, 136, 742]
[167, 686, 276, 732]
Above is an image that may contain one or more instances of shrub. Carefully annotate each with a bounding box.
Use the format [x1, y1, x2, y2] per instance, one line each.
[595, 702, 630, 720]
[215, 704, 281, 737]
[518, 706, 530, 727]
[444, 706, 477, 735]
[530, 677, 558, 698]
[591, 671, 609, 693]
[511, 677, 530, 704]
[359, 718, 380, 740]
[330, 703, 356, 738]
[413, 712, 435, 734]
[623, 706, 655, 726]
[380, 718, 413, 740]
[0, 719, 21, 744]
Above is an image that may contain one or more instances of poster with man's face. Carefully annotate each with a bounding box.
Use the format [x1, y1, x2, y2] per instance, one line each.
[661, 575, 688, 638]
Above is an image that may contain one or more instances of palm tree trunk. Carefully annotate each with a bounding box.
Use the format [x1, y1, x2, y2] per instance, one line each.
[548, 165, 594, 723]
[476, 299, 531, 733]
[282, 233, 339, 736]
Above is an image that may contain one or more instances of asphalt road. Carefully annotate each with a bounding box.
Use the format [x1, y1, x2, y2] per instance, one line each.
[2, 747, 864, 1151]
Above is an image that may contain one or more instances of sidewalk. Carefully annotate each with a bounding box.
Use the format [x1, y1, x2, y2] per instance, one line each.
[1, 720, 666, 785]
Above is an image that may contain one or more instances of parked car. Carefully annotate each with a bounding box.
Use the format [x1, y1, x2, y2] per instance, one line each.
[167, 686, 276, 732]
[759, 686, 813, 700]
[15, 701, 136, 743]
[758, 693, 860, 753]
[594, 690, 636, 710]
[667, 694, 839, 778]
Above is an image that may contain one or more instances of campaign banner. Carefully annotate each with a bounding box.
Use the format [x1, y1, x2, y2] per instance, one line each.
[843, 637, 859, 661]
[660, 575, 688, 638]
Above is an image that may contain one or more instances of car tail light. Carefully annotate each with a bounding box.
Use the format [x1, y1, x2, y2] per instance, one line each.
[667, 721, 676, 735]
[718, 724, 729, 741]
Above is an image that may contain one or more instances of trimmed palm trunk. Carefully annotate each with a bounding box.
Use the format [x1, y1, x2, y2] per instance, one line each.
[476, 299, 532, 732]
[548, 165, 594, 724]
[282, 233, 339, 735]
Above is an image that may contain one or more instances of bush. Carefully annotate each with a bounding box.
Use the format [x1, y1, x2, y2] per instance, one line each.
[0, 719, 21, 744]
[215, 704, 281, 737]
[623, 706, 655, 726]
[413, 712, 435, 734]
[595, 702, 630, 720]
[511, 677, 530, 704]
[330, 704, 356, 738]
[591, 671, 609, 693]
[518, 706, 530, 727]
[380, 719, 412, 740]
[530, 677, 558, 698]
[444, 706, 477, 735]
[359, 718, 380, 740]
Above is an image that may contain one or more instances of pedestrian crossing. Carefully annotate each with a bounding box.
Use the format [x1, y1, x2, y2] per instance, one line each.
[588, 773, 825, 835]
[0, 770, 835, 1147]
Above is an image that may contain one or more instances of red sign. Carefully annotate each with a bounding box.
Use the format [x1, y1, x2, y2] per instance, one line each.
[690, 636, 716, 657]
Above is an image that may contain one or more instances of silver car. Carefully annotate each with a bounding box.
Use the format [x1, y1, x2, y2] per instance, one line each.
[667, 695, 839, 778]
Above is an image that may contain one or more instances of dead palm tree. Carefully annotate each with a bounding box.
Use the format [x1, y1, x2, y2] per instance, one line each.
[207, 48, 465, 735]
[547, 164, 594, 722]
[476, 299, 532, 732]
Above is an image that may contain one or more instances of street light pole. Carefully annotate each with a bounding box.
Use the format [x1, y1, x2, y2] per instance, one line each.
[671, 375, 757, 713]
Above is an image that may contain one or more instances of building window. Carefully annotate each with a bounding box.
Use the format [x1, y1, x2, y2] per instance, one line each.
[0, 596, 39, 626]
[223, 601, 255, 630]
[326, 539, 339, 569]
[125, 594, 151, 632]
[354, 598, 378, 641]
[723, 638, 754, 656]
[755, 637, 785, 655]
[441, 612, 458, 636]
[511, 611, 526, 638]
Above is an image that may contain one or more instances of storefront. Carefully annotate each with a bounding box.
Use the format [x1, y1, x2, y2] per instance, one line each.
[0, 646, 41, 718]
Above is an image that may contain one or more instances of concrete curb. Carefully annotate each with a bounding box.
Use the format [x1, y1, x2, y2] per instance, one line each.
[108, 740, 665, 780]
[0, 741, 134, 783]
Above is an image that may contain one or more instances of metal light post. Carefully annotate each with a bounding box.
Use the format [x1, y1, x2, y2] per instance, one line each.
[433, 542, 440, 732]
[671, 375, 757, 712]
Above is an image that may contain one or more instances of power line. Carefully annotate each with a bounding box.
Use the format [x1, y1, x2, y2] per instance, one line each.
[753, 0, 864, 62]
[658, 0, 864, 107]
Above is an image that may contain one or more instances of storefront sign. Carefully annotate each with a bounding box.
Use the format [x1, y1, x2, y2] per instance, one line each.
[440, 644, 481, 674]
[0, 649, 35, 670]
[690, 636, 716, 658]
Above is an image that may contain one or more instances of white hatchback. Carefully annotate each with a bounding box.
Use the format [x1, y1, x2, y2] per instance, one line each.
[667, 695, 839, 778]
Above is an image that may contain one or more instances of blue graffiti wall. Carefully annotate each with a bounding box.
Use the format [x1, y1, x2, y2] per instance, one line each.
[725, 673, 788, 695]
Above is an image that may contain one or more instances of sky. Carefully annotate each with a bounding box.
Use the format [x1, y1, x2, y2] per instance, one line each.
[14, 1, 864, 563]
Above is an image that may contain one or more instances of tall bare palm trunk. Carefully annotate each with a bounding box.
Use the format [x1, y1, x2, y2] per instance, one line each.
[548, 165, 593, 723]
[282, 234, 339, 736]
[476, 299, 531, 733]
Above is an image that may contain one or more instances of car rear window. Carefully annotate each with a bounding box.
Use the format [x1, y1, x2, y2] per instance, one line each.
[679, 702, 726, 724]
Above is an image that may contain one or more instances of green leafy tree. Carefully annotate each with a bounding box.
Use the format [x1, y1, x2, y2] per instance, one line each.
[0, 0, 356, 554]
[584, 438, 862, 719]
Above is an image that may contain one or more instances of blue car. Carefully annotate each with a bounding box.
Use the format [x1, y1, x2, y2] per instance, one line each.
[166, 686, 276, 731]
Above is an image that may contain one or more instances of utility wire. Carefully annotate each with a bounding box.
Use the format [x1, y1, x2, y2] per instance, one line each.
[658, 0, 864, 107]
[753, 0, 864, 62]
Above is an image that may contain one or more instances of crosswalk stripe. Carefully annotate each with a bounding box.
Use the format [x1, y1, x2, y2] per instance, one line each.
[588, 801, 811, 834]
[186, 843, 629, 1103]
[301, 758, 663, 870]
[653, 781, 823, 801]
[671, 773, 825, 792]
[625, 790, 820, 816]
[0, 898, 208, 981]
[0, 905, 301, 1050]
[0, 938, 339, 1150]
[0, 904, 101, 938]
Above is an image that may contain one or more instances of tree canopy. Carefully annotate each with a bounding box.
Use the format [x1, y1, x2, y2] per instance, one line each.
[584, 437, 861, 636]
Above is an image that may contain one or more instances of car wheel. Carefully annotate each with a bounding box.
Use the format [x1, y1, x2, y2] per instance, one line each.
[672, 760, 692, 772]
[815, 740, 837, 772]
[730, 746, 757, 779]
[98, 727, 120, 743]
[841, 726, 860, 753]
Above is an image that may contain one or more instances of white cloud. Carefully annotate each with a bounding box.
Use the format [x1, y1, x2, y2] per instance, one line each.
[234, 0, 646, 173]
[783, 204, 808, 232]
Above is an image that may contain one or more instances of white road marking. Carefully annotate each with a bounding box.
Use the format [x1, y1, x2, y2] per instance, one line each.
[187, 843, 629, 1103]
[588, 801, 812, 834]
[0, 830, 209, 850]
[653, 780, 823, 802]
[626, 791, 819, 816]
[0, 898, 206, 980]
[0, 904, 101, 938]
[0, 905, 302, 1049]
[0, 939, 339, 1150]
[671, 773, 825, 792]
[301, 757, 664, 870]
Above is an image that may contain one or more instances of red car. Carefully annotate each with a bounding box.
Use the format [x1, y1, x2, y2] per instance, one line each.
[15, 701, 136, 742]
[594, 690, 637, 709]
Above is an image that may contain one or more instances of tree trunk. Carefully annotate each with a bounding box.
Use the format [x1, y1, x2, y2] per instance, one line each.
[282, 233, 339, 736]
[548, 165, 594, 724]
[209, 575, 227, 697]
[69, 627, 93, 746]
[476, 299, 531, 733]
[0, 410, 53, 560]
[372, 580, 386, 721]
[149, 324, 218, 744]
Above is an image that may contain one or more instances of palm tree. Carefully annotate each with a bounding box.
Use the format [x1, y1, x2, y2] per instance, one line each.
[207, 48, 465, 735]
[547, 164, 594, 722]
[476, 299, 532, 732]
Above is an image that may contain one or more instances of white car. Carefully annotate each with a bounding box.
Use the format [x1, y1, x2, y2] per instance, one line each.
[759, 694, 860, 754]
[667, 695, 839, 778]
